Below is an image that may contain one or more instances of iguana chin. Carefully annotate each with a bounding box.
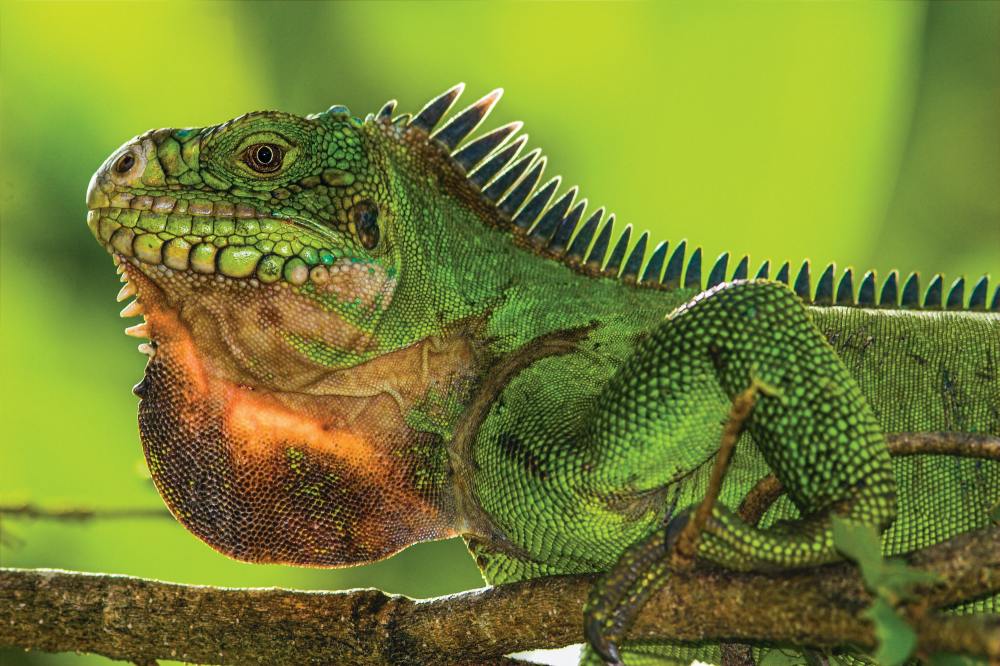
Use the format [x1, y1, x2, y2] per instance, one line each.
[86, 84, 999, 664]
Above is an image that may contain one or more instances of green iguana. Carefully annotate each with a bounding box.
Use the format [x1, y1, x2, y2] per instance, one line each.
[85, 84, 999, 665]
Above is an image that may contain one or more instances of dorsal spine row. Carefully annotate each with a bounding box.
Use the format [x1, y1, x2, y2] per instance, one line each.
[365, 84, 999, 312]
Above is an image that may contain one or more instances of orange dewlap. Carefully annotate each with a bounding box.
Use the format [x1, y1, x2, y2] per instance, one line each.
[225, 388, 379, 465]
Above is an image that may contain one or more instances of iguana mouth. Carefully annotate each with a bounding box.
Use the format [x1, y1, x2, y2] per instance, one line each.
[86, 204, 352, 287]
[109, 254, 158, 364]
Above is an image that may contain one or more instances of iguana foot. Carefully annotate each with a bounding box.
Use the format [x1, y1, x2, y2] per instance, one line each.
[584, 510, 691, 666]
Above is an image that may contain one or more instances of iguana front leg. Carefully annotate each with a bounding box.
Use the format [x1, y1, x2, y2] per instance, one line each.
[578, 280, 898, 664]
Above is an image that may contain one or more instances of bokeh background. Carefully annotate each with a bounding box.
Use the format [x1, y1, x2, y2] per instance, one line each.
[1, 2, 997, 664]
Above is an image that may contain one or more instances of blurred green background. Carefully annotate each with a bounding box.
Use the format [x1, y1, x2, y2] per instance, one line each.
[1, 2, 997, 664]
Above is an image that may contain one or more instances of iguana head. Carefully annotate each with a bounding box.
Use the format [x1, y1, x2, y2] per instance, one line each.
[85, 87, 510, 566]
[87, 107, 401, 374]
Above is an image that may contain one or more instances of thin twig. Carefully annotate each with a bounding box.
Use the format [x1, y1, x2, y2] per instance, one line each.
[675, 381, 766, 563]
[0, 503, 171, 522]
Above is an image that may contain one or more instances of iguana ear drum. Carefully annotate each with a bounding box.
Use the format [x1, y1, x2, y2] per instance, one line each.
[351, 200, 379, 250]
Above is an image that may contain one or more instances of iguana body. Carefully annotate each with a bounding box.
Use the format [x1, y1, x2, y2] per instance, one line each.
[85, 85, 999, 664]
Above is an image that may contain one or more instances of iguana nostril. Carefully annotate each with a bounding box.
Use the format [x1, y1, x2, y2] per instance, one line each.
[114, 152, 136, 174]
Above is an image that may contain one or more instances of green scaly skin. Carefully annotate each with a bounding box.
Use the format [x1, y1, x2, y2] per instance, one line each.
[85, 85, 999, 665]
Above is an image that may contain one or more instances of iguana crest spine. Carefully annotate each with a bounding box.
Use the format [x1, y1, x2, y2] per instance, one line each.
[390, 84, 997, 311]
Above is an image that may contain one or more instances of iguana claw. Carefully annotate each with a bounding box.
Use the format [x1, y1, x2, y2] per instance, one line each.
[584, 616, 623, 666]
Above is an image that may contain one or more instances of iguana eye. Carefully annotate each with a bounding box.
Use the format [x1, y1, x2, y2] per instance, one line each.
[351, 200, 380, 250]
[113, 153, 135, 174]
[243, 143, 284, 173]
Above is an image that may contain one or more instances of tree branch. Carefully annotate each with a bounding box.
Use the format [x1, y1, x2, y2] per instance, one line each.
[738, 432, 1000, 525]
[2, 525, 998, 665]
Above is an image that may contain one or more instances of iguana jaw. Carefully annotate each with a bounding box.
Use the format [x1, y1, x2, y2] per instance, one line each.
[87, 200, 396, 388]
[85, 202, 359, 287]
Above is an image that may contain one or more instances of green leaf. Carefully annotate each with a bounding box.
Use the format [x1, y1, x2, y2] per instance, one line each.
[832, 516, 943, 663]
[831, 515, 885, 589]
[863, 599, 917, 666]
[877, 558, 941, 603]
[832, 516, 939, 603]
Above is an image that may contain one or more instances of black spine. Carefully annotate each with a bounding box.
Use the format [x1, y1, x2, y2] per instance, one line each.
[499, 157, 546, 219]
[567, 209, 603, 262]
[452, 123, 520, 173]
[547, 200, 587, 254]
[707, 253, 729, 288]
[879, 271, 899, 308]
[585, 216, 615, 271]
[530, 188, 577, 246]
[433, 89, 502, 150]
[732, 255, 749, 280]
[662, 241, 687, 288]
[621, 232, 649, 282]
[604, 225, 632, 276]
[968, 276, 988, 310]
[512, 177, 560, 229]
[858, 271, 877, 306]
[814, 264, 834, 305]
[924, 275, 943, 309]
[410, 84, 463, 133]
[684, 247, 702, 290]
[900, 272, 920, 308]
[468, 136, 526, 190]
[482, 150, 537, 203]
[836, 269, 855, 306]
[775, 262, 790, 285]
[376, 100, 396, 122]
[946, 277, 965, 310]
[793, 261, 811, 300]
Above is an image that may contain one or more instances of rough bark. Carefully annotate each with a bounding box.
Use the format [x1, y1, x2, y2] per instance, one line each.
[1, 525, 998, 665]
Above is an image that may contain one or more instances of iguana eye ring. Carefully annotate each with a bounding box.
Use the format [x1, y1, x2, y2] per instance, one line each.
[351, 200, 380, 250]
[243, 143, 284, 173]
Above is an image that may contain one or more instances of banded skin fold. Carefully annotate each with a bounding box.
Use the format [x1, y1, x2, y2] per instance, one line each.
[86, 85, 999, 665]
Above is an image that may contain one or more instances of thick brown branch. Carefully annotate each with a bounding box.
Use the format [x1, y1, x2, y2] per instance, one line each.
[887, 431, 1000, 459]
[2, 526, 997, 665]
